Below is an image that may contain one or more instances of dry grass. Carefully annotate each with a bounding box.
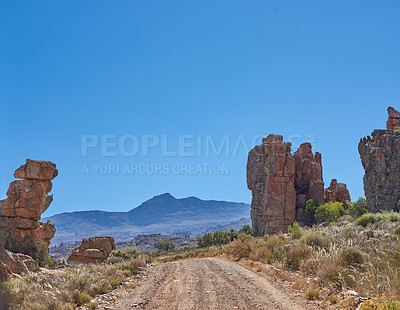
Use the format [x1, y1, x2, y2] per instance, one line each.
[0, 254, 146, 310]
[221, 213, 400, 305]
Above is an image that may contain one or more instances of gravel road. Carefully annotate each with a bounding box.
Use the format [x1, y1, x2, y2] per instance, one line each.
[113, 257, 321, 310]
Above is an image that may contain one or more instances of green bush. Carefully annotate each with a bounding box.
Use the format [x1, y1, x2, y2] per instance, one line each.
[73, 291, 91, 306]
[348, 197, 368, 218]
[306, 290, 320, 300]
[240, 225, 252, 235]
[287, 221, 304, 239]
[197, 229, 239, 248]
[109, 280, 121, 288]
[88, 301, 98, 309]
[31, 243, 55, 269]
[155, 241, 176, 252]
[315, 202, 344, 223]
[106, 247, 140, 264]
[304, 199, 320, 225]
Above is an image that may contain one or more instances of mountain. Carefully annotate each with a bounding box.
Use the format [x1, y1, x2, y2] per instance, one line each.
[204, 217, 251, 234]
[43, 193, 250, 244]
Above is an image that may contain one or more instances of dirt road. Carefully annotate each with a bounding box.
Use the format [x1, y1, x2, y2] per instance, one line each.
[113, 257, 321, 310]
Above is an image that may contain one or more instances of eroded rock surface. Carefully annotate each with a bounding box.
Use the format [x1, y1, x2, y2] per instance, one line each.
[247, 134, 351, 236]
[293, 143, 325, 221]
[67, 236, 116, 265]
[324, 179, 351, 203]
[0, 159, 57, 254]
[359, 107, 400, 212]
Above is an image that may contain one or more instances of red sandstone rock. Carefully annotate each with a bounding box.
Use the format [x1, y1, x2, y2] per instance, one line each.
[386, 106, 400, 130]
[0, 160, 57, 255]
[247, 134, 296, 236]
[0, 247, 29, 275]
[324, 179, 351, 203]
[293, 143, 324, 220]
[359, 108, 400, 212]
[67, 236, 116, 265]
[14, 159, 58, 181]
[248, 134, 350, 235]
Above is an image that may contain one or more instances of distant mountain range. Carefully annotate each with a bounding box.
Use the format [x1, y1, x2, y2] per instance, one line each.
[43, 193, 250, 244]
[204, 217, 251, 234]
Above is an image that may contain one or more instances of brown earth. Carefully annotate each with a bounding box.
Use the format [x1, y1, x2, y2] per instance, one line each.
[113, 257, 321, 310]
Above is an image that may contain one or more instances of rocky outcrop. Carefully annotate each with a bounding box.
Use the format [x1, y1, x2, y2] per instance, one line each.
[0, 159, 57, 255]
[0, 246, 39, 281]
[67, 236, 116, 265]
[386, 106, 400, 130]
[359, 107, 400, 212]
[324, 179, 351, 203]
[247, 135, 298, 236]
[293, 143, 325, 221]
[247, 134, 352, 236]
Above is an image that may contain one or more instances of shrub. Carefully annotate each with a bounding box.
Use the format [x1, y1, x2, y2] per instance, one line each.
[110, 280, 121, 288]
[286, 243, 310, 270]
[340, 247, 363, 267]
[240, 225, 252, 235]
[288, 221, 304, 239]
[395, 127, 400, 135]
[155, 240, 176, 252]
[348, 197, 368, 218]
[304, 199, 320, 225]
[315, 202, 344, 223]
[213, 231, 229, 246]
[31, 243, 56, 268]
[197, 233, 213, 248]
[302, 232, 329, 249]
[306, 290, 320, 300]
[357, 213, 376, 227]
[88, 301, 99, 309]
[328, 294, 338, 304]
[73, 291, 91, 306]
[106, 247, 140, 264]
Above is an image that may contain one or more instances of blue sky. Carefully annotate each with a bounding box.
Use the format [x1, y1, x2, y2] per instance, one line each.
[1, 1, 399, 217]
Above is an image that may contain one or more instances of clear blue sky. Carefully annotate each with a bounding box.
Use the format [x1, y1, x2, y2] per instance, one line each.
[1, 1, 399, 217]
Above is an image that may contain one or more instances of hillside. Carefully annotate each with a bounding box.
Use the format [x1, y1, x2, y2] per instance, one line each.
[43, 193, 250, 244]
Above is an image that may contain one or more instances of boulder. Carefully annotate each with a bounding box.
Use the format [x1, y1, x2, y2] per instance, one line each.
[359, 107, 400, 212]
[67, 236, 116, 265]
[14, 159, 58, 181]
[0, 247, 29, 275]
[16, 253, 39, 272]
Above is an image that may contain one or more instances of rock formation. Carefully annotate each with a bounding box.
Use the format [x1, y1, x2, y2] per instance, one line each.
[359, 107, 400, 212]
[247, 134, 352, 236]
[324, 179, 351, 203]
[293, 143, 325, 220]
[67, 236, 116, 265]
[0, 246, 38, 281]
[386, 106, 400, 130]
[247, 135, 325, 236]
[0, 159, 57, 254]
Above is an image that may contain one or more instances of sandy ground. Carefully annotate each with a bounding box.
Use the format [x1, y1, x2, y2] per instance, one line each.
[113, 257, 322, 310]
